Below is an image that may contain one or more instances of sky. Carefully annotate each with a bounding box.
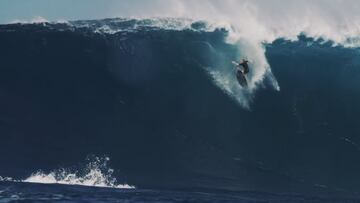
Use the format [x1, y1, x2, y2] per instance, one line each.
[2, 0, 360, 30]
[0, 0, 151, 24]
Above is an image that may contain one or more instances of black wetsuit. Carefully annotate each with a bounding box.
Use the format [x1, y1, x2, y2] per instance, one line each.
[239, 60, 249, 74]
[236, 61, 249, 87]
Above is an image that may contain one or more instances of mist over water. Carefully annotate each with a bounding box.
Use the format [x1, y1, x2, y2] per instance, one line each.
[119, 0, 360, 43]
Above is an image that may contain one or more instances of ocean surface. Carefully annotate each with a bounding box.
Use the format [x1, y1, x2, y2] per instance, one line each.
[1, 18, 360, 202]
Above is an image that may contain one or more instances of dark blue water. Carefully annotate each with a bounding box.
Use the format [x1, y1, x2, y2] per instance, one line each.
[2, 181, 359, 203]
[1, 18, 360, 201]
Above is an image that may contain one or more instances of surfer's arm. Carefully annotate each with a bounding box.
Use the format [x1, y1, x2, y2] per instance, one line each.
[232, 61, 239, 66]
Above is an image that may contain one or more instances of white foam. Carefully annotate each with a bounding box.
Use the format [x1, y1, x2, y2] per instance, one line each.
[0, 157, 134, 189]
[24, 169, 133, 189]
[0, 176, 14, 182]
[86, 18, 197, 34]
[208, 70, 251, 109]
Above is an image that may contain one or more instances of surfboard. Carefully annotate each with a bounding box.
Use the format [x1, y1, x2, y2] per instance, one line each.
[236, 71, 248, 87]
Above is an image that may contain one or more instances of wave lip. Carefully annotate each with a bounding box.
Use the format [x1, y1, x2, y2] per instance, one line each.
[69, 17, 216, 35]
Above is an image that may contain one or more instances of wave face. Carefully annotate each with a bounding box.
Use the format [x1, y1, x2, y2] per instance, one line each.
[1, 18, 360, 195]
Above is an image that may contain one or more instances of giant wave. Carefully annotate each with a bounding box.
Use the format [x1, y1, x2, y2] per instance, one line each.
[0, 18, 360, 197]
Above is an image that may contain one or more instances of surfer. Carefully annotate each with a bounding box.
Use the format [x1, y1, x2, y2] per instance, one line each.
[232, 59, 250, 87]
[237, 59, 249, 75]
